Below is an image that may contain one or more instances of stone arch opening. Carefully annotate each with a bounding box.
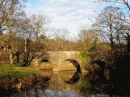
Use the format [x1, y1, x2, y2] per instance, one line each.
[89, 60, 108, 83]
[38, 59, 53, 70]
[66, 59, 81, 73]
[41, 59, 49, 62]
[93, 60, 106, 75]
[60, 59, 81, 73]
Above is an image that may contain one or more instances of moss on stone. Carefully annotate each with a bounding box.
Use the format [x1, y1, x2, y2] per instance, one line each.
[79, 53, 89, 64]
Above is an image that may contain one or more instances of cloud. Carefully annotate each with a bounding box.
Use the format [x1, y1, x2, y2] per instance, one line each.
[80, 1, 89, 7]
[26, 3, 32, 7]
[57, 0, 78, 7]
[24, 3, 39, 16]
[71, 9, 97, 18]
[24, 0, 101, 38]
[38, 6, 78, 16]
[57, 0, 90, 8]
[48, 0, 89, 8]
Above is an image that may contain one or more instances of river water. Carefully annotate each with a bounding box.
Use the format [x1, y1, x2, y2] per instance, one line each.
[8, 70, 119, 97]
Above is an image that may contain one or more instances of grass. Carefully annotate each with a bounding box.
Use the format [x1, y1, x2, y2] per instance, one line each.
[0, 63, 40, 84]
[0, 63, 23, 67]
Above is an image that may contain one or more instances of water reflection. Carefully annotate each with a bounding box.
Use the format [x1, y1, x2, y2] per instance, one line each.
[10, 89, 113, 97]
[58, 71, 80, 84]
[10, 89, 85, 97]
[81, 72, 129, 97]
[8, 70, 115, 97]
[39, 70, 53, 81]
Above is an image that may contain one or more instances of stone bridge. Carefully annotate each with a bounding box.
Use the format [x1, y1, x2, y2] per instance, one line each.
[30, 51, 88, 72]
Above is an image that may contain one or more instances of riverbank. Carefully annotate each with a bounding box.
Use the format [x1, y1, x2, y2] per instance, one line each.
[0, 63, 49, 93]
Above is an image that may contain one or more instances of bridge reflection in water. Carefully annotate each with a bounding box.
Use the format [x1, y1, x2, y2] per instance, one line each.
[9, 69, 115, 97]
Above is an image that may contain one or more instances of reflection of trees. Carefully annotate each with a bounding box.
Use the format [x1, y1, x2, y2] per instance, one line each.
[20, 88, 50, 97]
[10, 81, 50, 97]
[11, 88, 85, 97]
[80, 62, 130, 97]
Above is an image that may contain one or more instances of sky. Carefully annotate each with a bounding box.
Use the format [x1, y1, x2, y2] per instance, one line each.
[23, 0, 128, 40]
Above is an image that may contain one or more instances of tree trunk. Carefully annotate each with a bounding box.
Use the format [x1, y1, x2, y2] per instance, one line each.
[25, 38, 27, 53]
[35, 32, 38, 43]
[34, 28, 39, 43]
[110, 15, 114, 50]
[127, 35, 130, 52]
[8, 35, 13, 64]
[16, 52, 19, 63]
[9, 48, 13, 64]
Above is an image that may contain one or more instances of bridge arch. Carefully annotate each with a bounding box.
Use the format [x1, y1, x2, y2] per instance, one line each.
[38, 59, 53, 70]
[65, 59, 81, 73]
[59, 58, 82, 73]
[89, 60, 107, 83]
[92, 60, 106, 71]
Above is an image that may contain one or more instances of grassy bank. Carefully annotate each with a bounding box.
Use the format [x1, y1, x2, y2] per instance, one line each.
[0, 63, 42, 90]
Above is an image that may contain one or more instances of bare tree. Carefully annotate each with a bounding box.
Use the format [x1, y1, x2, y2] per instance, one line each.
[41, 28, 56, 51]
[0, 0, 26, 64]
[93, 6, 127, 50]
[54, 28, 69, 51]
[94, 0, 130, 21]
[94, 0, 130, 53]
[29, 14, 50, 43]
[78, 29, 97, 52]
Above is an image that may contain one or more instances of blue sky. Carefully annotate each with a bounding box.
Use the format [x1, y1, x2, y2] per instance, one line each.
[23, 0, 126, 40]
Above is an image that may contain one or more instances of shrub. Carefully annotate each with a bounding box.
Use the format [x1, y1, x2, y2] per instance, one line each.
[0, 52, 10, 63]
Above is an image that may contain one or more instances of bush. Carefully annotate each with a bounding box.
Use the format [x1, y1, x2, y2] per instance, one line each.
[0, 52, 10, 63]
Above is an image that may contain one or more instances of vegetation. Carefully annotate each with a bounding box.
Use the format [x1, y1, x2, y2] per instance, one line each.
[0, 63, 40, 86]
[0, 0, 130, 96]
[78, 81, 89, 92]
[79, 53, 89, 64]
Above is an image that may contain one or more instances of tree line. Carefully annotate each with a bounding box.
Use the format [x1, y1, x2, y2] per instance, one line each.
[0, 0, 129, 66]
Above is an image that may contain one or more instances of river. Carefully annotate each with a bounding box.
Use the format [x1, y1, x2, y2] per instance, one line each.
[6, 70, 120, 97]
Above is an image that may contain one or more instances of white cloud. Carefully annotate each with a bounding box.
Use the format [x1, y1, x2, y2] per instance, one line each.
[24, 0, 100, 38]
[38, 6, 78, 16]
[24, 3, 39, 16]
[58, 0, 90, 8]
[26, 3, 32, 7]
[71, 9, 98, 19]
[80, 1, 89, 6]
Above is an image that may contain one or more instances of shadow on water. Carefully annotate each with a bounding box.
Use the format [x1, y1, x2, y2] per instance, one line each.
[79, 57, 130, 97]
